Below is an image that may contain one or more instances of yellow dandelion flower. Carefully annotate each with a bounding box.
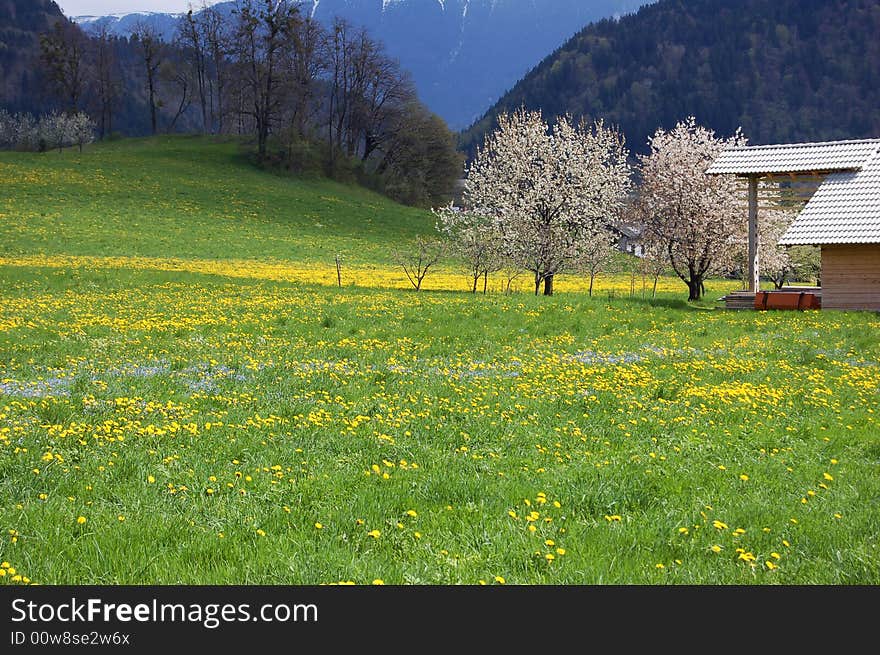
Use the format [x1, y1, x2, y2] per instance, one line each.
[406, 510, 418, 518]
[147, 475, 155, 484]
[823, 472, 834, 481]
[494, 576, 506, 584]
[76, 516, 86, 525]
[712, 520, 728, 530]
[710, 545, 722, 553]
[314, 522, 323, 530]
[367, 529, 381, 539]
[372, 579, 384, 585]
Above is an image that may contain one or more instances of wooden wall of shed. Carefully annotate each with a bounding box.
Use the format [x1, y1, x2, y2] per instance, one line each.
[821, 245, 880, 310]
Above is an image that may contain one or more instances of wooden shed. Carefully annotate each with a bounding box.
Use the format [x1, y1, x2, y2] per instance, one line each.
[707, 139, 880, 311]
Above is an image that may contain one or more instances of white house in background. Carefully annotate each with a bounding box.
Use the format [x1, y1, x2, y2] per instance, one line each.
[707, 138, 880, 310]
[610, 222, 644, 257]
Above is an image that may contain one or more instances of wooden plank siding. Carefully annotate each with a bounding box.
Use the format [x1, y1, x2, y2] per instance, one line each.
[821, 245, 880, 310]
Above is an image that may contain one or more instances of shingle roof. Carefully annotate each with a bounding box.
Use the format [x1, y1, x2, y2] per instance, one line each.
[780, 148, 880, 245]
[705, 139, 880, 175]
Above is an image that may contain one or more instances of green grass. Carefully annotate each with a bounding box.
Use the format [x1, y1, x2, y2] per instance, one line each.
[0, 136, 432, 265]
[0, 138, 877, 585]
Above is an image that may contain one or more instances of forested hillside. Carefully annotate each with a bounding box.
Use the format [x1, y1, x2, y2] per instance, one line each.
[462, 0, 880, 153]
[0, 0, 61, 113]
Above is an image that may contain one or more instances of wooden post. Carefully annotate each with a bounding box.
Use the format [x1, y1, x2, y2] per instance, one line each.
[748, 174, 760, 293]
[335, 254, 342, 287]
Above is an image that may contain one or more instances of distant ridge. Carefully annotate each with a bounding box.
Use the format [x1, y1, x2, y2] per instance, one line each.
[70, 0, 651, 130]
[461, 0, 880, 153]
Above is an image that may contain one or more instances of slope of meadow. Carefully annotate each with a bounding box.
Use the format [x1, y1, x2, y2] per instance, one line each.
[0, 136, 433, 266]
[0, 139, 877, 585]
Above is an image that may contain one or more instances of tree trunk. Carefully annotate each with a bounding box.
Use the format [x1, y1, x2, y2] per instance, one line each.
[543, 274, 554, 296]
[472, 274, 478, 294]
[687, 278, 703, 301]
[534, 273, 541, 296]
[148, 79, 157, 135]
[483, 270, 488, 294]
[589, 273, 595, 297]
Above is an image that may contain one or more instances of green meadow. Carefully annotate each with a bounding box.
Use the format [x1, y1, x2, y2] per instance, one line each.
[0, 139, 877, 584]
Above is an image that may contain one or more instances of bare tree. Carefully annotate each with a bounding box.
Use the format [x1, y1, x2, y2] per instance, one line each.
[177, 9, 209, 132]
[284, 16, 327, 140]
[133, 23, 164, 135]
[39, 20, 88, 113]
[326, 17, 351, 172]
[160, 57, 193, 132]
[233, 0, 299, 160]
[200, 3, 230, 134]
[638, 242, 668, 299]
[393, 237, 445, 291]
[92, 25, 120, 139]
[575, 225, 617, 297]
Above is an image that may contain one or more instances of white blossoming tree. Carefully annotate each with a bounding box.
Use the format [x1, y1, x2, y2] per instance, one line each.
[466, 108, 631, 296]
[434, 203, 503, 293]
[638, 117, 746, 301]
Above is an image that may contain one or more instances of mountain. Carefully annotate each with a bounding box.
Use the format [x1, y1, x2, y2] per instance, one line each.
[70, 0, 650, 130]
[0, 0, 64, 112]
[72, 11, 183, 40]
[461, 0, 880, 154]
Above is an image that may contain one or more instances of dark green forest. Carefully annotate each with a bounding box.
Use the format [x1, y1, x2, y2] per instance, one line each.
[462, 0, 880, 153]
[0, 0, 60, 113]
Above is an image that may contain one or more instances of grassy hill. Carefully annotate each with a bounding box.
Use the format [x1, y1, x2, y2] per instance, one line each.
[0, 138, 878, 586]
[0, 136, 434, 265]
